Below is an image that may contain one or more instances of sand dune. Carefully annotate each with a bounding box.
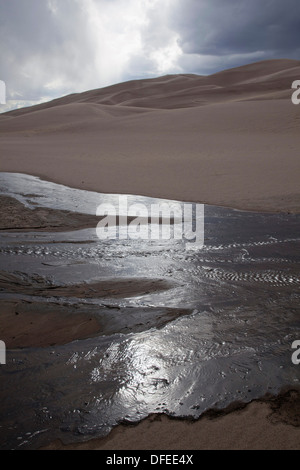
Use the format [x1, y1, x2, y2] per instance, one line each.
[0, 59, 300, 212]
[4, 58, 299, 113]
[1, 60, 299, 451]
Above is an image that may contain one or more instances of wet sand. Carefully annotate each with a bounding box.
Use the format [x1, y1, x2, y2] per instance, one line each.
[0, 199, 299, 450]
[0, 59, 299, 449]
[0, 269, 183, 349]
[0, 195, 101, 232]
[0, 195, 157, 232]
[1, 300, 192, 349]
[0, 188, 299, 450]
[0, 194, 183, 350]
[0, 178, 299, 450]
[1, 300, 103, 349]
[0, 270, 176, 299]
[42, 389, 300, 450]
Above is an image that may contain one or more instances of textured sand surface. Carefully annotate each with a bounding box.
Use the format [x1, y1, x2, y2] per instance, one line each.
[1, 59, 300, 451]
[42, 389, 300, 450]
[1, 59, 300, 212]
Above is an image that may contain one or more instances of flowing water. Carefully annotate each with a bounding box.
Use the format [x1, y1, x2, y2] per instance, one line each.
[0, 173, 299, 449]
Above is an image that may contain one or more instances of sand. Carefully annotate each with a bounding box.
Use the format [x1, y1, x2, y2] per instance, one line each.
[0, 269, 180, 349]
[42, 389, 300, 450]
[0, 300, 103, 349]
[0, 195, 149, 232]
[0, 59, 299, 450]
[1, 300, 191, 349]
[0, 195, 103, 232]
[0, 59, 299, 213]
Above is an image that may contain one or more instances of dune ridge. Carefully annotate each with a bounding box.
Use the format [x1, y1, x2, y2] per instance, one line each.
[0, 59, 300, 212]
[3, 58, 300, 115]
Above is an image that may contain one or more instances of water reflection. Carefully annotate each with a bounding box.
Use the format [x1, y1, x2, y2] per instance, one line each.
[0, 173, 299, 449]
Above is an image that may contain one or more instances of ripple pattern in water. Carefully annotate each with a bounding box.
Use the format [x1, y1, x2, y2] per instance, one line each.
[0, 173, 299, 449]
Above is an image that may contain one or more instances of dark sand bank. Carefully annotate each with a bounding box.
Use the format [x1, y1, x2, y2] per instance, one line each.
[0, 270, 176, 299]
[0, 195, 169, 232]
[1, 299, 191, 349]
[0, 195, 101, 232]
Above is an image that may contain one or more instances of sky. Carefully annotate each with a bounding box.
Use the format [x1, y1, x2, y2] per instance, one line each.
[0, 0, 300, 112]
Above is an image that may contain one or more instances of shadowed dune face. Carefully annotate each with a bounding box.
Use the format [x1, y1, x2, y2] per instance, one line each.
[0, 59, 300, 213]
[2, 58, 300, 115]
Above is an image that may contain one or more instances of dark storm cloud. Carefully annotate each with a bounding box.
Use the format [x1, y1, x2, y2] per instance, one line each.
[170, 0, 300, 70]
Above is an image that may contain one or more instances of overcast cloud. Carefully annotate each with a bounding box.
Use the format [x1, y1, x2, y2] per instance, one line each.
[0, 0, 300, 111]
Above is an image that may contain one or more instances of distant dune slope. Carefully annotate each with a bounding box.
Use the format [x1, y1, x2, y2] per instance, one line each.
[0, 59, 300, 212]
[2, 58, 300, 115]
